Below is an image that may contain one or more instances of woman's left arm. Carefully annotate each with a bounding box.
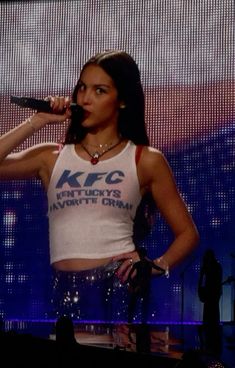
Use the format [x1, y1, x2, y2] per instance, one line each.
[113, 147, 199, 281]
[145, 148, 199, 273]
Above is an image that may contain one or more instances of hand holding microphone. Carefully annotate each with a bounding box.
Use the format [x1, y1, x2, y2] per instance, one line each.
[10, 95, 83, 132]
[10, 95, 83, 116]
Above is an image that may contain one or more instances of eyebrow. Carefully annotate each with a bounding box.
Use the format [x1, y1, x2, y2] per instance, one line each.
[94, 84, 111, 89]
[78, 80, 111, 89]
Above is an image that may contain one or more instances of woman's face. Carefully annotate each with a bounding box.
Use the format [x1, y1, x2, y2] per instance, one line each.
[76, 64, 121, 131]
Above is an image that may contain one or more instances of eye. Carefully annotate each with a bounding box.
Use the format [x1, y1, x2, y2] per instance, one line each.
[96, 87, 105, 95]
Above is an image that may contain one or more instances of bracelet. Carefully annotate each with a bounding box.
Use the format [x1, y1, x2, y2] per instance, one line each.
[25, 117, 37, 133]
[155, 257, 170, 278]
[136, 247, 170, 278]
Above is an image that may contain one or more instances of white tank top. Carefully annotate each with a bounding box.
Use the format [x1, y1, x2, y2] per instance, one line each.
[47, 141, 142, 264]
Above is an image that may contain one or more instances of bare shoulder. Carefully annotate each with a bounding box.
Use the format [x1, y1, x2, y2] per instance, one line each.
[140, 145, 169, 168]
[9, 142, 62, 163]
[0, 142, 62, 184]
[18, 142, 61, 156]
[137, 145, 172, 191]
[27, 142, 62, 172]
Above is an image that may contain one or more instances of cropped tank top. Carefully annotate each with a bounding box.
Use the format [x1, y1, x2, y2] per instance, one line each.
[47, 141, 142, 264]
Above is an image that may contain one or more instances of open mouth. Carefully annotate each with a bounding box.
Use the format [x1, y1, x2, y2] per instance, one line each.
[83, 110, 91, 119]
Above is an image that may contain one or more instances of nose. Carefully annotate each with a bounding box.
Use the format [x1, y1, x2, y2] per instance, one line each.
[79, 89, 92, 106]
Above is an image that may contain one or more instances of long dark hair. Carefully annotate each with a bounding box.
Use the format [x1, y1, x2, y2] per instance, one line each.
[64, 50, 149, 145]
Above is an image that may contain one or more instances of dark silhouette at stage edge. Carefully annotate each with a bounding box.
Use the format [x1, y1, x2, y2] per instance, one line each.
[198, 248, 223, 358]
[55, 315, 78, 348]
[198, 249, 222, 325]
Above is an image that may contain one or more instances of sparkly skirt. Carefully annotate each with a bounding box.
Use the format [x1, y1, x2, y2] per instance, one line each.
[50, 261, 136, 322]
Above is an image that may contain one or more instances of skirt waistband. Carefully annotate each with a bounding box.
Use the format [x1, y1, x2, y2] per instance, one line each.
[52, 261, 122, 283]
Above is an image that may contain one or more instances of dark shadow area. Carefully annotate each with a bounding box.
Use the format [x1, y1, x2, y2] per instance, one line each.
[0, 320, 234, 367]
[0, 330, 180, 367]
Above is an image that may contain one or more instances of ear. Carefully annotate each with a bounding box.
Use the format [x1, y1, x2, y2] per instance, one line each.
[119, 102, 126, 109]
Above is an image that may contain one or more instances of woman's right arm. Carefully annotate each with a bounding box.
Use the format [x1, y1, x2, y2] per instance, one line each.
[0, 97, 71, 181]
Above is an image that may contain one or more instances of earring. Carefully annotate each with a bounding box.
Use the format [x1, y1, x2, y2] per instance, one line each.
[120, 103, 126, 109]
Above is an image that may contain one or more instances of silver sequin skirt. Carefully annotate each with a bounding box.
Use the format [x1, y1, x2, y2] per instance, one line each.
[50, 261, 133, 322]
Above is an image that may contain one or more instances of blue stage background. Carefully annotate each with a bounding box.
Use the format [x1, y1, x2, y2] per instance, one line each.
[0, 0, 234, 323]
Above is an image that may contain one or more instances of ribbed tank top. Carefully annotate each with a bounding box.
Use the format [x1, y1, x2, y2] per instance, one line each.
[47, 141, 142, 263]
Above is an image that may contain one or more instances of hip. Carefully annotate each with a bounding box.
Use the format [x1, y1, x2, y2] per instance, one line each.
[52, 257, 114, 271]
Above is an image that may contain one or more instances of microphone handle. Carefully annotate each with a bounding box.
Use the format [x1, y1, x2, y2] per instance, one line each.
[10, 96, 82, 114]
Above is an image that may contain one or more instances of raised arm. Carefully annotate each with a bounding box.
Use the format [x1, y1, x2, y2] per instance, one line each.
[0, 96, 71, 185]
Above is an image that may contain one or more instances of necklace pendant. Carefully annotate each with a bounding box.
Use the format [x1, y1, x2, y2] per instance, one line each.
[91, 152, 99, 165]
[91, 157, 99, 165]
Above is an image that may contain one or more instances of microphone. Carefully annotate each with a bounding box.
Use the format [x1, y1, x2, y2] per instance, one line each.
[10, 96, 83, 115]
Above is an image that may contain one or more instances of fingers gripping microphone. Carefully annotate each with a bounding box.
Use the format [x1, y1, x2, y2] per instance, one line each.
[10, 96, 83, 115]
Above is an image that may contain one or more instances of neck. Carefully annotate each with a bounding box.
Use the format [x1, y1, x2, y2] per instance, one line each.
[82, 132, 121, 147]
[80, 136, 123, 165]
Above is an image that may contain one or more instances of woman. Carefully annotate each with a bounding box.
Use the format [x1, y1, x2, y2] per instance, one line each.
[0, 50, 199, 321]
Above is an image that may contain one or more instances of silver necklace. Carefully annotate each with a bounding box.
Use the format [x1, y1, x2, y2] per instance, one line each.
[81, 139, 122, 165]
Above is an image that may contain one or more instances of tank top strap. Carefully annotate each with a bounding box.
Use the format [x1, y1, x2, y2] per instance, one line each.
[135, 145, 144, 165]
